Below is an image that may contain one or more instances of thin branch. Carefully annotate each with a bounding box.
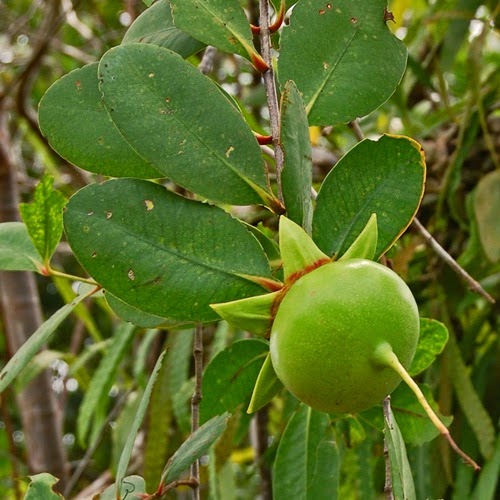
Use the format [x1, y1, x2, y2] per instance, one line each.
[412, 218, 495, 304]
[259, 0, 284, 203]
[198, 46, 217, 75]
[382, 396, 395, 500]
[190, 323, 204, 500]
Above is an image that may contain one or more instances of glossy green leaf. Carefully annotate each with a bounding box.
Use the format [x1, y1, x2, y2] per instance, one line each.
[280, 80, 313, 231]
[384, 403, 416, 500]
[170, 0, 267, 70]
[160, 412, 230, 485]
[19, 174, 66, 263]
[77, 323, 136, 446]
[96, 475, 146, 500]
[0, 290, 92, 393]
[99, 43, 275, 206]
[339, 213, 378, 261]
[38, 63, 160, 179]
[313, 135, 426, 259]
[200, 339, 269, 424]
[274, 404, 340, 500]
[409, 318, 449, 376]
[278, 0, 407, 125]
[63, 179, 272, 322]
[0, 222, 43, 272]
[474, 169, 500, 263]
[115, 352, 166, 494]
[247, 353, 283, 413]
[24, 473, 62, 500]
[122, 0, 206, 57]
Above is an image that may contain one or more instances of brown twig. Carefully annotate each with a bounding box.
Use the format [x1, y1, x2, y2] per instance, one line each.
[382, 396, 395, 500]
[190, 324, 204, 500]
[412, 218, 495, 304]
[250, 408, 273, 499]
[259, 0, 285, 203]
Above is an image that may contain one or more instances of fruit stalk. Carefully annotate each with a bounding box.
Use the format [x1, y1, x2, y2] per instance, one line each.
[378, 343, 481, 471]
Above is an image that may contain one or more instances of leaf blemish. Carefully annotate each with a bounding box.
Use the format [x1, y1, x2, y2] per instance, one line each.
[128, 269, 135, 281]
[87, 211, 94, 216]
[145, 199, 154, 211]
[91, 252, 97, 258]
[148, 72, 155, 78]
[105, 211, 113, 219]
[319, 9, 325, 14]
[225, 146, 235, 158]
[351, 17, 357, 24]
[75, 80, 81, 90]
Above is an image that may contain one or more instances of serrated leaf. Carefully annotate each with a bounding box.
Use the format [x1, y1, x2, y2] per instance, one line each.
[24, 473, 63, 500]
[63, 178, 273, 322]
[99, 44, 275, 206]
[384, 403, 416, 500]
[280, 80, 313, 231]
[122, 0, 206, 57]
[170, 0, 267, 70]
[77, 323, 136, 446]
[38, 63, 161, 179]
[19, 174, 66, 263]
[274, 404, 340, 500]
[474, 169, 500, 263]
[313, 135, 425, 259]
[115, 352, 166, 494]
[0, 222, 43, 272]
[0, 290, 92, 393]
[160, 412, 231, 485]
[247, 353, 283, 413]
[278, 0, 407, 125]
[409, 318, 449, 376]
[199, 339, 269, 424]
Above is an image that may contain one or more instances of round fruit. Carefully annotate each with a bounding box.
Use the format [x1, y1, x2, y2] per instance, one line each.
[270, 258, 420, 414]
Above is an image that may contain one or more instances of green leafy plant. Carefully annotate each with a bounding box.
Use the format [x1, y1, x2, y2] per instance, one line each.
[1, 0, 497, 498]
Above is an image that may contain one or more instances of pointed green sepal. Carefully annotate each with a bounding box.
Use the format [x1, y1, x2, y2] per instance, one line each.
[279, 216, 331, 283]
[339, 213, 378, 261]
[210, 291, 280, 336]
[247, 353, 283, 413]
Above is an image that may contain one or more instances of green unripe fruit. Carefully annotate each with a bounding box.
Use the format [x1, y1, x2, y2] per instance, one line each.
[270, 258, 420, 414]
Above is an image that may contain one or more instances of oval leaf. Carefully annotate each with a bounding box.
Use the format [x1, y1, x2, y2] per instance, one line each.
[38, 63, 160, 179]
[170, 0, 267, 70]
[274, 404, 340, 500]
[122, 0, 206, 57]
[63, 179, 272, 322]
[278, 0, 407, 125]
[99, 43, 275, 206]
[199, 339, 269, 424]
[313, 135, 426, 259]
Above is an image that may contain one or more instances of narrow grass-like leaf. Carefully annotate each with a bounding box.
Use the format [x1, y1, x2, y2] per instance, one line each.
[77, 323, 136, 446]
[115, 352, 166, 495]
[447, 332, 495, 459]
[384, 405, 416, 500]
[0, 222, 43, 273]
[471, 432, 500, 500]
[0, 290, 92, 393]
[160, 412, 230, 485]
[274, 404, 340, 500]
